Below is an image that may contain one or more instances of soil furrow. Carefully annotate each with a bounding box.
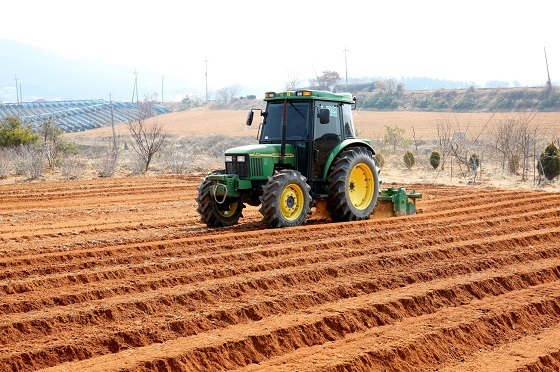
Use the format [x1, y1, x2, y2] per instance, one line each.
[2, 223, 559, 316]
[2, 252, 559, 369]
[34, 276, 560, 372]
[1, 176, 559, 371]
[2, 198, 558, 278]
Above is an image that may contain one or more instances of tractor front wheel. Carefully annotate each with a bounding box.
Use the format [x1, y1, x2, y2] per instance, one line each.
[327, 147, 379, 221]
[196, 179, 244, 227]
[259, 169, 311, 228]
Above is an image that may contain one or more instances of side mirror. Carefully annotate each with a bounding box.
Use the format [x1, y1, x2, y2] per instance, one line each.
[246, 110, 254, 126]
[318, 108, 330, 124]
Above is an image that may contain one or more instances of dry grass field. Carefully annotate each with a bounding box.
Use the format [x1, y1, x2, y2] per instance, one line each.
[64, 108, 560, 190]
[65, 108, 560, 143]
[1, 108, 559, 371]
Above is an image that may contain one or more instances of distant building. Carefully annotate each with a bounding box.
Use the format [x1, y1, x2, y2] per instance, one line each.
[332, 82, 376, 93]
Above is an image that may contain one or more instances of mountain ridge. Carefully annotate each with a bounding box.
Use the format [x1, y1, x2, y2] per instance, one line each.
[0, 38, 194, 103]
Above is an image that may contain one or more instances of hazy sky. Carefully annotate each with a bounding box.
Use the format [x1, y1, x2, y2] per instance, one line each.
[1, 0, 558, 96]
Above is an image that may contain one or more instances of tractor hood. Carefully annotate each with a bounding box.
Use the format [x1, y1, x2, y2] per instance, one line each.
[223, 144, 295, 181]
[224, 144, 294, 159]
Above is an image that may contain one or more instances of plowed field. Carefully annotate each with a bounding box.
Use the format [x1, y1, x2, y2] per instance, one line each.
[1, 175, 560, 371]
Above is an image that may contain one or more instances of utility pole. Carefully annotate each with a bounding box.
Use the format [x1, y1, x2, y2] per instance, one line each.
[109, 94, 117, 152]
[161, 75, 164, 103]
[204, 58, 208, 102]
[131, 69, 139, 103]
[14, 75, 20, 104]
[544, 47, 552, 90]
[343, 45, 349, 84]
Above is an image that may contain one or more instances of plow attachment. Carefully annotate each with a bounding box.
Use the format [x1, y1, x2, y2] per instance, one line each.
[375, 187, 422, 218]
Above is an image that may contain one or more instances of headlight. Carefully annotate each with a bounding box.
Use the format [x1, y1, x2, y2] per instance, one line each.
[237, 155, 246, 162]
[225, 155, 233, 162]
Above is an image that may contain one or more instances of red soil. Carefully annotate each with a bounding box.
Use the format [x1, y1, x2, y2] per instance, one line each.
[1, 175, 560, 371]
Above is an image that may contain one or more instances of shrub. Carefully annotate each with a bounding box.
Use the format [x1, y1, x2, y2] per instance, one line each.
[429, 150, 441, 169]
[0, 116, 39, 147]
[161, 144, 191, 174]
[0, 148, 14, 178]
[507, 155, 520, 174]
[403, 150, 415, 169]
[98, 154, 118, 177]
[539, 143, 560, 181]
[383, 125, 406, 152]
[60, 156, 86, 180]
[375, 153, 385, 168]
[14, 145, 44, 180]
[468, 153, 480, 171]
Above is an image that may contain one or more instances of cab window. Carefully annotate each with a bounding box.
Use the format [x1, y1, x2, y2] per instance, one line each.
[260, 101, 310, 141]
[342, 104, 355, 138]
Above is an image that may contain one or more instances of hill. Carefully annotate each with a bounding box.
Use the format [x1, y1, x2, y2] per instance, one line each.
[0, 38, 194, 103]
[350, 85, 560, 112]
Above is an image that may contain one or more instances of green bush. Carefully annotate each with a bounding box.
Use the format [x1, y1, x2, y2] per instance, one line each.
[539, 143, 560, 181]
[403, 150, 415, 169]
[429, 150, 441, 169]
[0, 116, 39, 147]
[468, 153, 480, 171]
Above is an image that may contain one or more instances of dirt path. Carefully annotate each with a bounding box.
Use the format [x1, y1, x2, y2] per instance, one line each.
[1, 175, 559, 371]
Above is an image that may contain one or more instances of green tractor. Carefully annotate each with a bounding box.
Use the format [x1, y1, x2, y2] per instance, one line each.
[196, 90, 420, 228]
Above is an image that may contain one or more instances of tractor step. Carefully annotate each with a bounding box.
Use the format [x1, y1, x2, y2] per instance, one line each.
[377, 187, 422, 216]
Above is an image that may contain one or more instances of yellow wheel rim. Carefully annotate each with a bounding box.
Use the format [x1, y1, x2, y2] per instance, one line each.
[219, 201, 238, 217]
[348, 163, 374, 210]
[280, 183, 304, 221]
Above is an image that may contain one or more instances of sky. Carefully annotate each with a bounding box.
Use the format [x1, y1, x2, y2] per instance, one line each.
[1, 0, 558, 99]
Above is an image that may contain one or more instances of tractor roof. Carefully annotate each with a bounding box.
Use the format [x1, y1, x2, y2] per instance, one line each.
[263, 90, 355, 104]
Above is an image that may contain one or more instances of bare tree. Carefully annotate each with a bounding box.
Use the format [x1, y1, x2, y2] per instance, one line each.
[127, 100, 168, 173]
[489, 112, 538, 180]
[98, 133, 123, 178]
[436, 114, 484, 181]
[39, 118, 63, 169]
[137, 93, 159, 118]
[312, 70, 340, 91]
[436, 116, 455, 171]
[285, 70, 301, 90]
[215, 85, 240, 103]
[411, 126, 422, 156]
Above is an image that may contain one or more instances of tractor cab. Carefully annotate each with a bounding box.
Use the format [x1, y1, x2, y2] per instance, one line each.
[247, 91, 359, 192]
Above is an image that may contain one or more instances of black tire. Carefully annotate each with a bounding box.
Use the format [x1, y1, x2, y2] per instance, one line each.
[326, 147, 379, 221]
[196, 178, 244, 227]
[259, 169, 311, 228]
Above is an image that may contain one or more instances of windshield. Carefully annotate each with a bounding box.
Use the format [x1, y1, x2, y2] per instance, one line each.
[260, 101, 310, 141]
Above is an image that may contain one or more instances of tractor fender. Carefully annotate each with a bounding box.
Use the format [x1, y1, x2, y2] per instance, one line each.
[322, 139, 376, 180]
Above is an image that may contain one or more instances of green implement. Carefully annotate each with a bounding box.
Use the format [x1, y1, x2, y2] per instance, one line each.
[378, 187, 422, 216]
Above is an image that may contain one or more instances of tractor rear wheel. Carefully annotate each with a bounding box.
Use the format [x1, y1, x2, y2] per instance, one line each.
[327, 147, 379, 221]
[196, 179, 244, 227]
[259, 169, 311, 228]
